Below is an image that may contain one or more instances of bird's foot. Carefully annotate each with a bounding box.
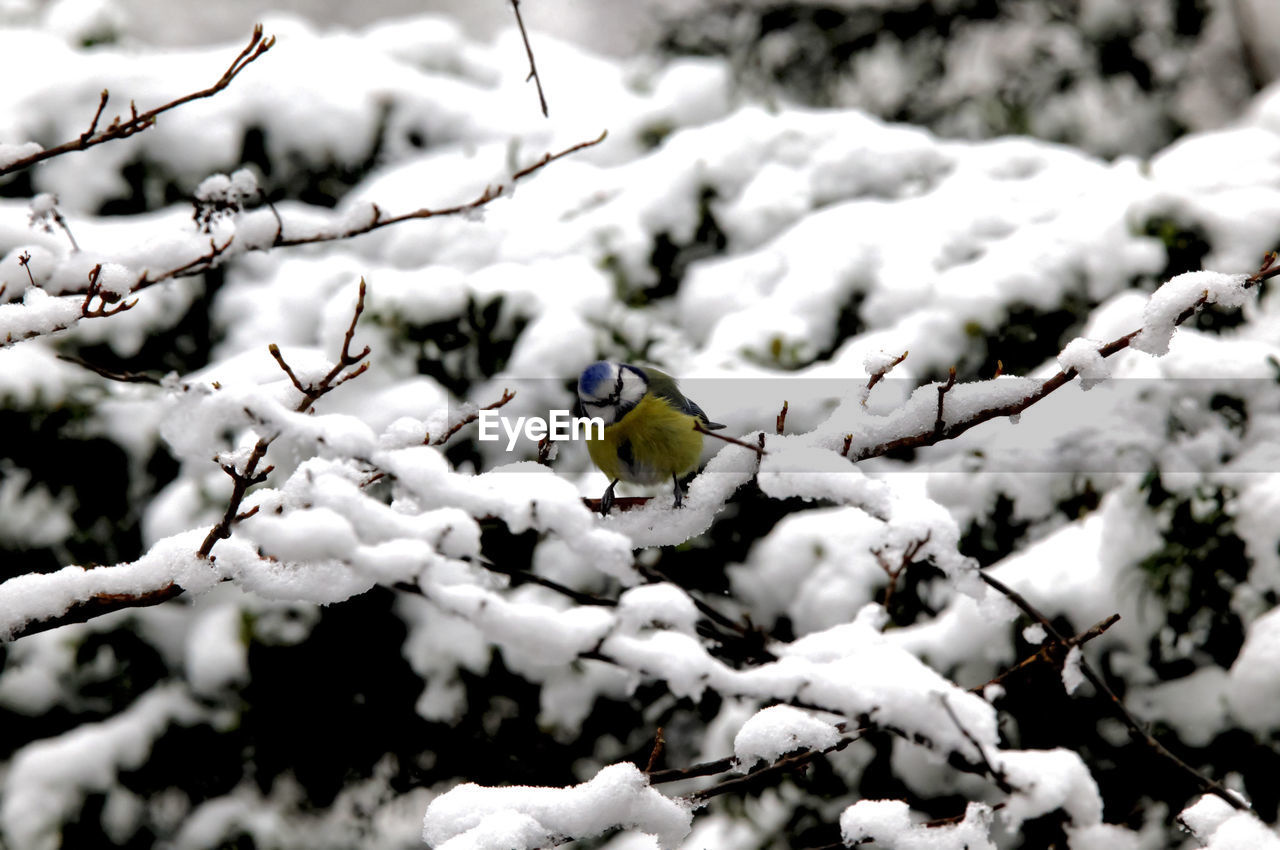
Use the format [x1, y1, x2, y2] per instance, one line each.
[600, 480, 619, 516]
[672, 474, 685, 509]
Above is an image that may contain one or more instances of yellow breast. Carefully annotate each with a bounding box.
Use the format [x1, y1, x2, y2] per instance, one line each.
[585, 393, 705, 484]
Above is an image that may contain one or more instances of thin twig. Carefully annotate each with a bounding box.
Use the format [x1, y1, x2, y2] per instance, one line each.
[856, 254, 1280, 461]
[864, 350, 908, 405]
[694, 422, 767, 456]
[874, 533, 929, 612]
[275, 132, 607, 248]
[196, 278, 369, 560]
[0, 26, 275, 177]
[978, 570, 1246, 810]
[17, 251, 35, 288]
[685, 726, 866, 803]
[510, 0, 549, 117]
[969, 613, 1120, 696]
[428, 389, 517, 446]
[3, 135, 603, 349]
[933, 366, 956, 437]
[776, 401, 788, 434]
[939, 694, 1013, 793]
[57, 354, 163, 384]
[645, 728, 666, 772]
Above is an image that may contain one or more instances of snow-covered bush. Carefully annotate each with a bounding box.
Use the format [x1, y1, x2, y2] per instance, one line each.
[658, 0, 1273, 158]
[3, 7, 1280, 850]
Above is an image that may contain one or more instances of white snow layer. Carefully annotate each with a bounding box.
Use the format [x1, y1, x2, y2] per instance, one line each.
[421, 763, 691, 850]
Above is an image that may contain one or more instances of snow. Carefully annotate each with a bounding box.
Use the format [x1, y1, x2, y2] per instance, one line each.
[1131, 271, 1251, 356]
[1, 5, 1280, 848]
[1, 683, 207, 850]
[733, 705, 840, 770]
[840, 799, 995, 850]
[1060, 646, 1085, 694]
[997, 748, 1103, 830]
[1179, 796, 1280, 849]
[421, 762, 691, 850]
[1226, 606, 1280, 734]
[0, 141, 42, 169]
[0, 530, 234, 640]
[1056, 337, 1109, 390]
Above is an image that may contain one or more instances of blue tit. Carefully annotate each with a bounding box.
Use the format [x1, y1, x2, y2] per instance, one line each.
[576, 361, 725, 515]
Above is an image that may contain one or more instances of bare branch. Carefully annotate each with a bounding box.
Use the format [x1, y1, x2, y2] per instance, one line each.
[939, 694, 1013, 793]
[5, 581, 185, 642]
[978, 570, 1246, 810]
[0, 26, 275, 178]
[933, 366, 956, 437]
[275, 132, 607, 248]
[429, 389, 517, 446]
[776, 400, 788, 434]
[694, 422, 767, 457]
[969, 613, 1120, 696]
[510, 0, 549, 117]
[17, 251, 35, 288]
[57, 354, 163, 384]
[645, 728, 666, 773]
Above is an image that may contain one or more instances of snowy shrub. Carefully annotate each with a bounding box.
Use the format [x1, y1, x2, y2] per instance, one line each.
[3, 6, 1280, 850]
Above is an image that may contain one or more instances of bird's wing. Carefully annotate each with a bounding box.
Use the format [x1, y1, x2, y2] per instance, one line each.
[643, 366, 725, 430]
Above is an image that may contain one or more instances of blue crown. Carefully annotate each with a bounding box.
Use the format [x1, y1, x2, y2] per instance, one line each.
[578, 361, 614, 396]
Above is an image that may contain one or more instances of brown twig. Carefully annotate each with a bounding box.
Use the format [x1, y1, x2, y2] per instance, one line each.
[3, 134, 603, 349]
[17, 251, 35, 288]
[4, 582, 186, 642]
[427, 389, 517, 446]
[938, 694, 1013, 793]
[645, 728, 666, 773]
[510, 0, 549, 117]
[969, 613, 1120, 696]
[874, 533, 929, 612]
[196, 280, 369, 561]
[933, 366, 956, 438]
[841, 434, 853, 457]
[685, 725, 866, 803]
[57, 354, 163, 384]
[864, 350, 908, 404]
[978, 570, 1246, 810]
[0, 27, 275, 178]
[274, 132, 607, 248]
[776, 401, 788, 434]
[694, 422, 767, 457]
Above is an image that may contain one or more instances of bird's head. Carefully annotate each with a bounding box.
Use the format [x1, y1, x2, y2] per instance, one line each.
[577, 361, 648, 425]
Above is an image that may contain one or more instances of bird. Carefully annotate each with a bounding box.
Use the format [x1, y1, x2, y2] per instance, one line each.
[576, 361, 725, 516]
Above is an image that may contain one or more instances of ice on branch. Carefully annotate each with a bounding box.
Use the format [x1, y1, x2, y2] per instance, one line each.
[421, 762, 692, 850]
[1131, 271, 1250, 356]
[733, 705, 841, 770]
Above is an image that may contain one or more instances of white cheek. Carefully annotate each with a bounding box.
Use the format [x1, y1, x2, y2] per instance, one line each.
[582, 402, 615, 425]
